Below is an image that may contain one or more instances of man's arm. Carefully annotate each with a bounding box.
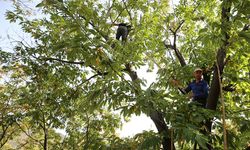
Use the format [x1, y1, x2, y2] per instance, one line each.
[172, 79, 190, 95]
[178, 87, 187, 94]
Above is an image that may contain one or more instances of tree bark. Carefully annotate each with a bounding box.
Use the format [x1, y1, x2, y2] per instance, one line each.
[42, 114, 48, 150]
[205, 0, 232, 149]
[44, 128, 48, 150]
[125, 64, 174, 150]
[166, 20, 187, 67]
[150, 111, 174, 150]
[206, 0, 231, 121]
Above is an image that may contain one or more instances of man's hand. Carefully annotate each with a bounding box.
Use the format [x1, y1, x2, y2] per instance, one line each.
[188, 92, 193, 99]
[170, 79, 187, 95]
[171, 79, 180, 87]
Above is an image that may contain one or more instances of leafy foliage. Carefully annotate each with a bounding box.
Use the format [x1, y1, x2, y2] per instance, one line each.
[0, 0, 250, 149]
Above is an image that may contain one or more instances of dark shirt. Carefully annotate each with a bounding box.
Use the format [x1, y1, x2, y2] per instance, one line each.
[184, 80, 209, 107]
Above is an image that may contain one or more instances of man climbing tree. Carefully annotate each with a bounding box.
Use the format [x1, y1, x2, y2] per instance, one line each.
[172, 68, 209, 108]
[113, 23, 132, 42]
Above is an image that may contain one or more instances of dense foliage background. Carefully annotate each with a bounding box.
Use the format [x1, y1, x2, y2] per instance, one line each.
[0, 0, 250, 149]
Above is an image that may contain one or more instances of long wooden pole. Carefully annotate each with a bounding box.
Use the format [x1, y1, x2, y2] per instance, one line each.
[171, 128, 174, 150]
[216, 61, 227, 150]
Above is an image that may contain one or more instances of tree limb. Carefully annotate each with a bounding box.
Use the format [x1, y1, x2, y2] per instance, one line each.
[123, 62, 174, 150]
[42, 57, 85, 65]
[242, 24, 249, 31]
[164, 44, 175, 49]
[82, 72, 109, 85]
[206, 0, 231, 110]
[164, 42, 186, 67]
[175, 20, 185, 34]
[16, 122, 43, 147]
[205, 1, 232, 149]
[122, 0, 133, 23]
[0, 126, 8, 148]
[166, 20, 186, 67]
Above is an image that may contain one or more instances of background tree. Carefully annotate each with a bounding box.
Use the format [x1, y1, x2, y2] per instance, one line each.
[0, 0, 250, 149]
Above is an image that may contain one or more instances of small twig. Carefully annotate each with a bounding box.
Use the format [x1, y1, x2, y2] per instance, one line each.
[169, 28, 175, 34]
[105, 0, 115, 23]
[122, 0, 133, 23]
[16, 141, 29, 149]
[175, 20, 185, 33]
[164, 44, 175, 49]
[81, 72, 108, 85]
[41, 57, 85, 65]
[231, 108, 250, 114]
[113, 8, 125, 24]
[16, 122, 43, 147]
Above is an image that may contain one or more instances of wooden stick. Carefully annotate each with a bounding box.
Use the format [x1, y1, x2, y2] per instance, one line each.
[171, 128, 174, 150]
[216, 61, 227, 150]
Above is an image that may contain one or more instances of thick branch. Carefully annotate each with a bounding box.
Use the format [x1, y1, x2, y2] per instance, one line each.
[125, 63, 138, 81]
[205, 1, 232, 149]
[206, 0, 231, 110]
[41, 57, 109, 77]
[150, 111, 173, 150]
[173, 48, 186, 67]
[167, 3, 201, 67]
[164, 42, 186, 67]
[124, 63, 174, 150]
[166, 20, 187, 67]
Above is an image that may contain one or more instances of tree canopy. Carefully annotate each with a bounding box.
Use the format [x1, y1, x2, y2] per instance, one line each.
[1, 0, 250, 149]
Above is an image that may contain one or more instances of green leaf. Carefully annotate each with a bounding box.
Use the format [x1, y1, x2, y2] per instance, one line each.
[238, 31, 250, 43]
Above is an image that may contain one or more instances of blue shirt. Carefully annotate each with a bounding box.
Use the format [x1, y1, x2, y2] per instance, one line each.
[184, 80, 209, 100]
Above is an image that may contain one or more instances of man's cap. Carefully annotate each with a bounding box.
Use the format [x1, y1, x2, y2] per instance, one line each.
[194, 68, 203, 73]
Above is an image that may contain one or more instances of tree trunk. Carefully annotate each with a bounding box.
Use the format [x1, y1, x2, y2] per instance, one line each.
[44, 128, 48, 150]
[125, 64, 174, 150]
[206, 49, 225, 110]
[206, 0, 231, 123]
[150, 111, 174, 150]
[205, 0, 232, 149]
[42, 114, 48, 150]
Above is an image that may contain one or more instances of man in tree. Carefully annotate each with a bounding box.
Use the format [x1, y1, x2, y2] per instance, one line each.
[173, 68, 209, 108]
[113, 23, 132, 42]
